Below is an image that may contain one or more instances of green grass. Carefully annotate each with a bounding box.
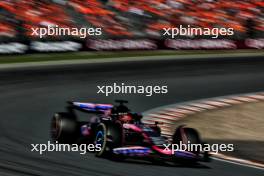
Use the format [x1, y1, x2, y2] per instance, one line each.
[0, 50, 263, 64]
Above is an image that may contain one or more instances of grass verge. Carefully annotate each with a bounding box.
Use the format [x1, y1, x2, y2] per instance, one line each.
[0, 50, 263, 64]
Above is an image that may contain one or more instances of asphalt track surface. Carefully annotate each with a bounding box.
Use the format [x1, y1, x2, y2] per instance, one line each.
[0, 56, 264, 176]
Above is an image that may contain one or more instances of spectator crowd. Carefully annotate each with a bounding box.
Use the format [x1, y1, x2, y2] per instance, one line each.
[0, 0, 263, 41]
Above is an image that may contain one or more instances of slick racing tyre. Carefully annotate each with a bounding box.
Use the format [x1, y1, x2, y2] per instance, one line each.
[172, 125, 201, 154]
[95, 122, 123, 157]
[51, 112, 78, 144]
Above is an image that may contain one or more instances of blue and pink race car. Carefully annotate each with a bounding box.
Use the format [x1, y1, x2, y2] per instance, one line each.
[51, 100, 210, 165]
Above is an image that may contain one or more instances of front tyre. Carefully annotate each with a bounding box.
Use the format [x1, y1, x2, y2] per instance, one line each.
[172, 126, 202, 165]
[172, 126, 201, 154]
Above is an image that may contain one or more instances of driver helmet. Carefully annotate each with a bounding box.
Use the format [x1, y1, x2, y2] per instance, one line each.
[119, 114, 133, 123]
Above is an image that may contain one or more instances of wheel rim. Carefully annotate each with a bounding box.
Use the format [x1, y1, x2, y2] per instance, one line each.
[95, 131, 104, 146]
[95, 125, 107, 156]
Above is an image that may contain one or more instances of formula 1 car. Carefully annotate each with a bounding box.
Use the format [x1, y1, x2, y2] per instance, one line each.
[51, 100, 210, 164]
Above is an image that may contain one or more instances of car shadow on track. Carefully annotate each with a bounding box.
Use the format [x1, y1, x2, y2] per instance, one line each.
[107, 158, 211, 169]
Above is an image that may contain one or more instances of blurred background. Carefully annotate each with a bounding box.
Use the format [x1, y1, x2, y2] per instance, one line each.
[0, 0, 264, 54]
[0, 2, 264, 174]
[0, 0, 263, 53]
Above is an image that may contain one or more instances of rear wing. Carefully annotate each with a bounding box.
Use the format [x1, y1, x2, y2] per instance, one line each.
[67, 101, 113, 113]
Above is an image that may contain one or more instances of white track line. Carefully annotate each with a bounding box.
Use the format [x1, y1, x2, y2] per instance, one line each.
[143, 91, 264, 170]
[213, 157, 264, 170]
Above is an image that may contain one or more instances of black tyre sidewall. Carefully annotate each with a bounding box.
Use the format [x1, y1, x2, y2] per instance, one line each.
[51, 112, 77, 144]
[95, 122, 123, 157]
[95, 123, 108, 157]
[173, 126, 201, 154]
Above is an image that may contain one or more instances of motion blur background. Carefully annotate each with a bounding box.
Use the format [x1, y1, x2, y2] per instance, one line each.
[0, 2, 264, 175]
[1, 0, 264, 39]
[0, 0, 263, 52]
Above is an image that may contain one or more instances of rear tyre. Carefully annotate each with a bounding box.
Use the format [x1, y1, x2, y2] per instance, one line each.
[51, 112, 78, 144]
[95, 122, 123, 157]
